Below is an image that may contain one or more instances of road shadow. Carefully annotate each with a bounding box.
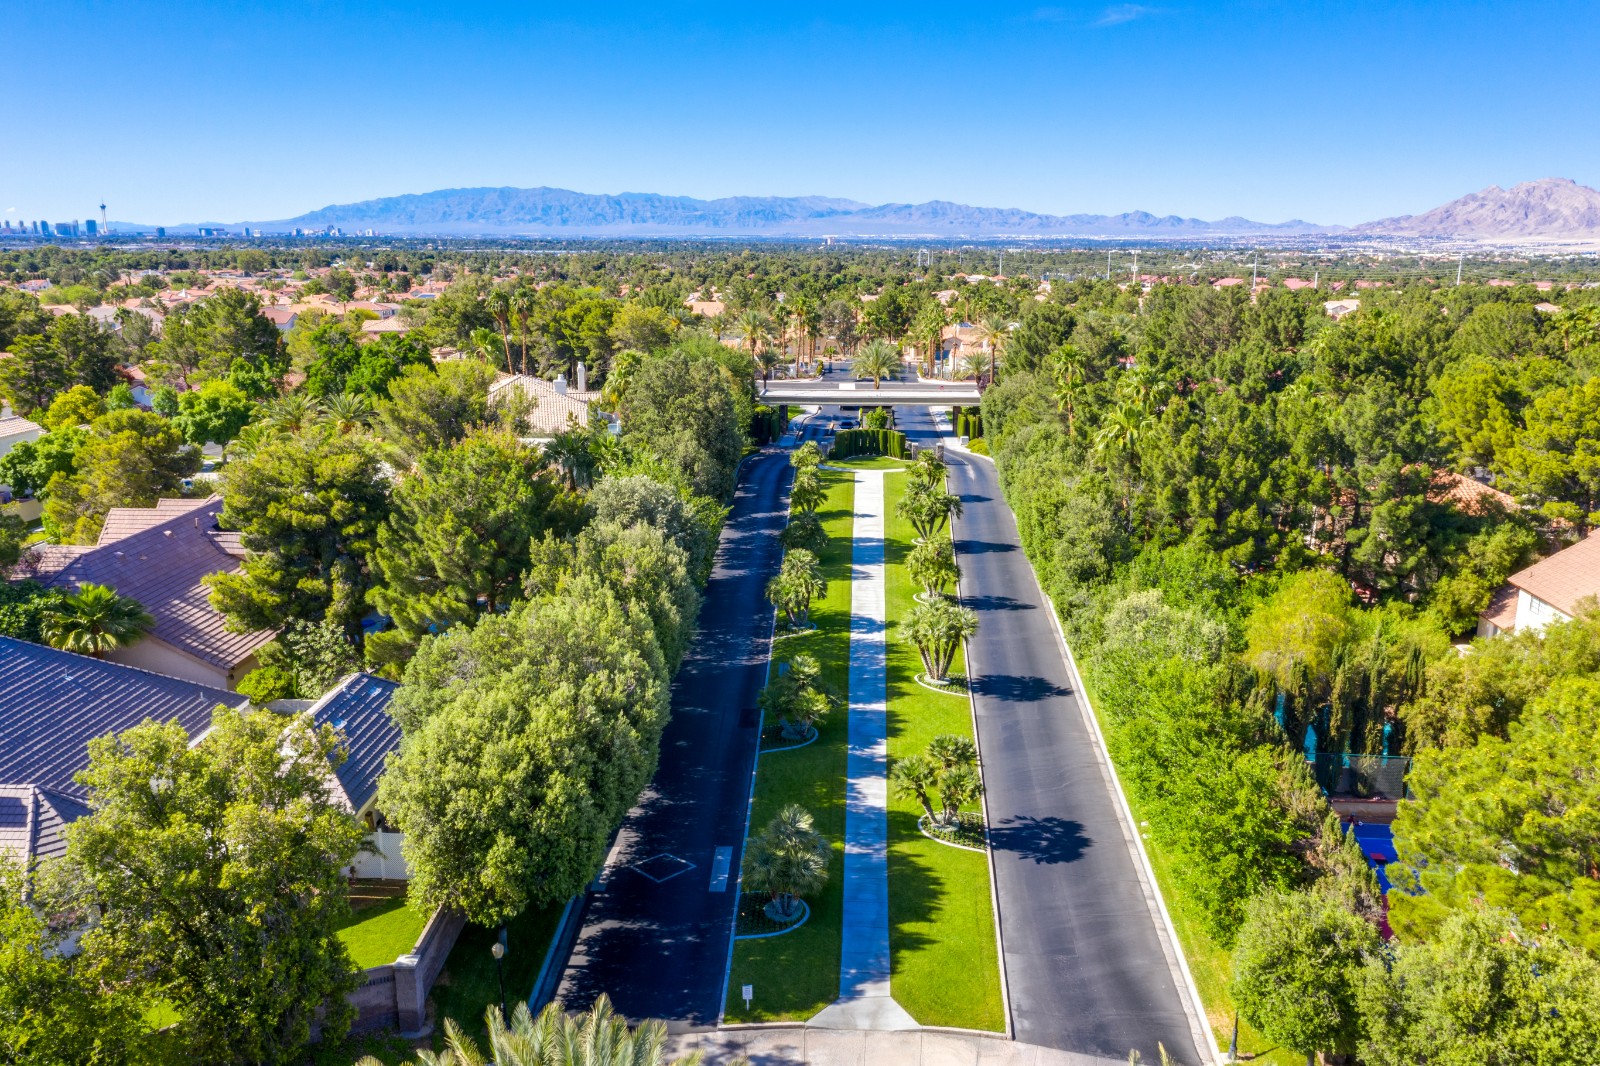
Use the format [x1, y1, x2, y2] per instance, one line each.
[959, 593, 1033, 613]
[987, 815, 1092, 865]
[971, 673, 1070, 702]
[954, 539, 1015, 555]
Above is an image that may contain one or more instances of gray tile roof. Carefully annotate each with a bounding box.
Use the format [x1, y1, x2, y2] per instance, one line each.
[0, 637, 244, 864]
[308, 673, 400, 817]
[33, 497, 273, 670]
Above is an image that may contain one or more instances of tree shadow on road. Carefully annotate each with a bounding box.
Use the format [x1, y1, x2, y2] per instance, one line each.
[971, 673, 1070, 703]
[959, 593, 1034, 613]
[987, 815, 1092, 865]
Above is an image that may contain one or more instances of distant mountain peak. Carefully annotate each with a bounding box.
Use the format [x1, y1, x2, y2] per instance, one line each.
[214, 185, 1335, 239]
[1354, 177, 1600, 240]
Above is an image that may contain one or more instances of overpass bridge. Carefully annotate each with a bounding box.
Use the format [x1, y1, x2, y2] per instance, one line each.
[758, 380, 982, 406]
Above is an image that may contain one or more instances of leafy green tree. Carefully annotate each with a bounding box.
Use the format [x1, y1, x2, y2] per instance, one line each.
[369, 432, 571, 648]
[39, 383, 105, 431]
[851, 338, 901, 389]
[64, 708, 365, 1065]
[767, 548, 826, 629]
[0, 289, 50, 350]
[1359, 908, 1600, 1066]
[0, 855, 148, 1066]
[780, 510, 828, 557]
[907, 537, 959, 598]
[1245, 570, 1355, 689]
[0, 334, 69, 414]
[1231, 889, 1379, 1066]
[548, 520, 700, 674]
[156, 288, 286, 389]
[1424, 519, 1538, 634]
[207, 430, 390, 636]
[40, 582, 153, 658]
[1498, 377, 1600, 532]
[609, 302, 679, 354]
[0, 581, 64, 641]
[904, 599, 978, 681]
[43, 409, 198, 543]
[621, 350, 747, 500]
[171, 378, 254, 446]
[1390, 677, 1600, 954]
[370, 359, 498, 461]
[791, 439, 823, 471]
[588, 474, 722, 585]
[379, 587, 669, 925]
[0, 424, 84, 498]
[250, 618, 363, 700]
[741, 804, 830, 921]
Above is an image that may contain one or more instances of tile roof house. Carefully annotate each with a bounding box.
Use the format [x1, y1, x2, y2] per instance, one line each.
[0, 413, 43, 461]
[19, 497, 270, 689]
[306, 673, 401, 824]
[488, 372, 600, 439]
[1478, 532, 1600, 638]
[0, 636, 245, 866]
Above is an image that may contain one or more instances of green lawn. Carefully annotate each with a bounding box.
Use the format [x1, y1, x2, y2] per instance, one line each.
[723, 470, 855, 1022]
[882, 471, 1004, 1031]
[337, 896, 433, 970]
[429, 902, 567, 1047]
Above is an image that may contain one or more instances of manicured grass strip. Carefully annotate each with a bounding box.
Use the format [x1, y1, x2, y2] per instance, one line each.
[430, 902, 565, 1049]
[336, 895, 433, 970]
[883, 471, 1004, 1032]
[723, 471, 855, 1022]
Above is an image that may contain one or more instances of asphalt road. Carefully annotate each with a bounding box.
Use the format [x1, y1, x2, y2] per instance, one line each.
[895, 406, 1205, 1065]
[555, 441, 793, 1025]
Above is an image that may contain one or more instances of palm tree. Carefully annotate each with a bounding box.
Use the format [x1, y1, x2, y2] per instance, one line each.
[484, 289, 512, 369]
[791, 440, 823, 471]
[225, 422, 283, 463]
[910, 301, 948, 377]
[891, 753, 940, 824]
[907, 537, 959, 598]
[972, 315, 1011, 383]
[766, 549, 826, 628]
[742, 804, 830, 921]
[360, 995, 702, 1066]
[789, 467, 825, 516]
[510, 288, 537, 374]
[897, 483, 963, 540]
[260, 393, 323, 435]
[935, 763, 984, 826]
[1116, 363, 1168, 413]
[1052, 343, 1090, 429]
[468, 326, 505, 371]
[322, 391, 371, 434]
[42, 583, 153, 658]
[736, 307, 774, 361]
[904, 599, 979, 682]
[907, 449, 947, 492]
[758, 653, 830, 740]
[851, 338, 901, 390]
[928, 732, 978, 771]
[1095, 401, 1153, 514]
[958, 350, 992, 382]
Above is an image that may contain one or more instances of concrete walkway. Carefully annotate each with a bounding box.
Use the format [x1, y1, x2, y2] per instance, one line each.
[810, 470, 917, 1031]
[669, 1027, 1128, 1065]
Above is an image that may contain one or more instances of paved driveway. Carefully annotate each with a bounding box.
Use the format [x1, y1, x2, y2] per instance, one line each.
[894, 406, 1207, 1064]
[556, 444, 792, 1024]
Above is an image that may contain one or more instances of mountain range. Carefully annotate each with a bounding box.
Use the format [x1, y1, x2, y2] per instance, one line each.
[119, 177, 1600, 241]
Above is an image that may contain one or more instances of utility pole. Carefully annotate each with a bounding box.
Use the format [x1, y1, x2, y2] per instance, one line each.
[1457, 253, 1464, 286]
[1252, 251, 1259, 289]
[1132, 250, 1139, 287]
[998, 250, 1004, 277]
[1313, 269, 1319, 288]
[1107, 250, 1112, 281]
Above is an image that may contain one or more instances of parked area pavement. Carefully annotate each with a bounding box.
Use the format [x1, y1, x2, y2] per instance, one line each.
[894, 406, 1210, 1065]
[556, 442, 794, 1024]
[668, 1027, 1129, 1066]
[810, 470, 918, 1032]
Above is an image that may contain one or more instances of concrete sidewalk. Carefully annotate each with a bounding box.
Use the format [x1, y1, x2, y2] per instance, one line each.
[810, 470, 917, 1032]
[669, 1027, 1129, 1065]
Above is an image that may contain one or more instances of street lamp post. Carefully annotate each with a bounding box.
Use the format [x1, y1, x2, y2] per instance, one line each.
[490, 935, 508, 1021]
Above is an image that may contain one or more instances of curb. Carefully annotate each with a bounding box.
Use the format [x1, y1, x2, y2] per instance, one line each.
[1035, 582, 1221, 1065]
[528, 895, 581, 1012]
[943, 423, 1015, 1042]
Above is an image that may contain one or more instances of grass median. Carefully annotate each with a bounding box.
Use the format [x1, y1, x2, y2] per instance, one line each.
[883, 470, 1005, 1032]
[722, 469, 855, 1022]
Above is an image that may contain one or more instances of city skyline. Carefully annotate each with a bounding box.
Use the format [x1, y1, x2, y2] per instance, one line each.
[7, 1, 1599, 226]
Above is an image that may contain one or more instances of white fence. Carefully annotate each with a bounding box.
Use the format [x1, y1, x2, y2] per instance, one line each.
[351, 829, 410, 880]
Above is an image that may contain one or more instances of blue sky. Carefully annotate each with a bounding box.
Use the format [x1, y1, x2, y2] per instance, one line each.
[6, 1, 1598, 226]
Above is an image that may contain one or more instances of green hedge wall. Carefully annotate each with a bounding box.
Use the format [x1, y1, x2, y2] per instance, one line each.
[830, 428, 908, 459]
[951, 405, 983, 440]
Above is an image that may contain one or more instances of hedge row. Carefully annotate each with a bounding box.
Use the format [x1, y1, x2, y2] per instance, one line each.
[830, 428, 907, 459]
[750, 403, 790, 444]
[951, 405, 983, 440]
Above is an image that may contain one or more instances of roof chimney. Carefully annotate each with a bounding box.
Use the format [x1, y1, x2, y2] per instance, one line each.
[553, 373, 568, 396]
[576, 362, 588, 393]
